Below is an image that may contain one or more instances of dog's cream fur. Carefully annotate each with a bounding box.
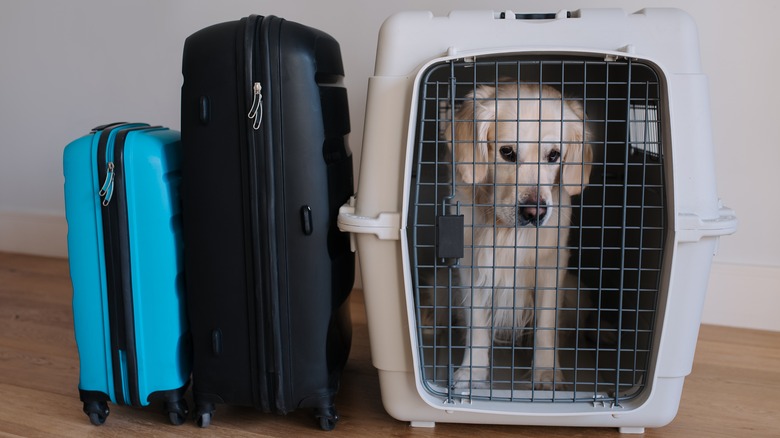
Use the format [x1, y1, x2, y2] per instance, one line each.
[444, 83, 592, 389]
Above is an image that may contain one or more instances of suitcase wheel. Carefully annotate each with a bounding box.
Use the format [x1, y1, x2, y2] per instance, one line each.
[88, 412, 106, 426]
[166, 399, 189, 426]
[318, 416, 337, 431]
[83, 401, 109, 426]
[169, 411, 186, 426]
[197, 412, 212, 428]
[315, 407, 339, 431]
[195, 402, 215, 428]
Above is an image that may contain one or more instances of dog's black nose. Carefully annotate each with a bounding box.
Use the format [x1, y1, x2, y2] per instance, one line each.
[518, 201, 547, 226]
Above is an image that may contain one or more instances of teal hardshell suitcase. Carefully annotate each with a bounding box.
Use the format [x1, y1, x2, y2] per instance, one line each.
[63, 123, 190, 425]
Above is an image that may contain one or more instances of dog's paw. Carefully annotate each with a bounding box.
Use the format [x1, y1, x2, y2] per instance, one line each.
[452, 367, 489, 389]
[533, 369, 567, 391]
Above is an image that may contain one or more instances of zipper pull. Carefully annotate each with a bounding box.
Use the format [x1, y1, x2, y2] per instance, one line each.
[99, 162, 115, 207]
[247, 82, 263, 130]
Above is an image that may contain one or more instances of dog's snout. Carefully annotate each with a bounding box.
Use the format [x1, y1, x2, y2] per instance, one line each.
[518, 199, 548, 226]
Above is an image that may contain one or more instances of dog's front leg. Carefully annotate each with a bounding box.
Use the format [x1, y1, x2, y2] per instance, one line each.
[532, 283, 565, 390]
[452, 290, 491, 388]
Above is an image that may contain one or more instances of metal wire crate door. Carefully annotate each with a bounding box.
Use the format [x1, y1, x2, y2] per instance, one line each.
[408, 55, 667, 406]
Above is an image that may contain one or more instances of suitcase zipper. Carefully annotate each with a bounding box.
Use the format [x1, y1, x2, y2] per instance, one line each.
[250, 14, 275, 411]
[240, 15, 266, 411]
[111, 135, 136, 405]
[99, 162, 115, 206]
[248, 82, 263, 130]
[96, 124, 131, 406]
[245, 14, 285, 412]
[110, 125, 164, 407]
[95, 123, 157, 407]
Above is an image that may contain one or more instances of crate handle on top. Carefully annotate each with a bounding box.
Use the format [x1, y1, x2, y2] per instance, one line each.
[496, 10, 571, 20]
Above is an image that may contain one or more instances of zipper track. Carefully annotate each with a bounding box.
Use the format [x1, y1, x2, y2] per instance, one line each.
[239, 15, 265, 410]
[96, 123, 161, 406]
[96, 124, 129, 405]
[260, 15, 287, 414]
[241, 14, 286, 412]
[113, 126, 163, 406]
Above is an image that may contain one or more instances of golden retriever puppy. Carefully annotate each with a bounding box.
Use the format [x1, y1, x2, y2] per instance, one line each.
[444, 83, 592, 390]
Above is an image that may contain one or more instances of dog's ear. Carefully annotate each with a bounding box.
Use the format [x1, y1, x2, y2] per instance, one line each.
[444, 86, 495, 184]
[561, 99, 593, 196]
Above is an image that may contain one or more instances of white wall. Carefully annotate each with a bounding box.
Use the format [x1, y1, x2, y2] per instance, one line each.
[1, 0, 776, 331]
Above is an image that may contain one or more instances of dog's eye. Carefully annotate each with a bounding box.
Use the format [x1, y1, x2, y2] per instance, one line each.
[499, 146, 516, 162]
[547, 150, 561, 163]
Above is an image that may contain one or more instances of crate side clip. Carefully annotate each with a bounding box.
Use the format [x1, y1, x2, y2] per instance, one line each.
[337, 196, 401, 251]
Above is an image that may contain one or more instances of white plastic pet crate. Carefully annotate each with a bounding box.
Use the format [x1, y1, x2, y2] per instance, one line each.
[338, 9, 737, 434]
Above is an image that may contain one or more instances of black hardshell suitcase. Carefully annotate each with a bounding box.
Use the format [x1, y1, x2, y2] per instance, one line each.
[180, 15, 355, 430]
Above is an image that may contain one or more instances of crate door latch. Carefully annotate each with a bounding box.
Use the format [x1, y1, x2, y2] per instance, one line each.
[436, 214, 464, 263]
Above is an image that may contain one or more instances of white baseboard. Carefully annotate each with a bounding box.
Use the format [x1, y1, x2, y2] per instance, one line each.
[0, 211, 775, 332]
[702, 262, 780, 332]
[0, 211, 68, 258]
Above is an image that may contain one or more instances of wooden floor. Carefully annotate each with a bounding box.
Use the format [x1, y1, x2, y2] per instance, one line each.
[1, 251, 779, 437]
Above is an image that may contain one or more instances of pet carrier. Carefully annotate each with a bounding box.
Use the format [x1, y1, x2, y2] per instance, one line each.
[338, 8, 737, 434]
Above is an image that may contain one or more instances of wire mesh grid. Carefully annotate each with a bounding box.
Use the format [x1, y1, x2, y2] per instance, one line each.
[408, 55, 666, 406]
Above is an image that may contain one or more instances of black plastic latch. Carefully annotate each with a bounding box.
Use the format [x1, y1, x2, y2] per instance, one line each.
[436, 215, 464, 262]
[301, 205, 313, 235]
[211, 329, 222, 356]
[198, 96, 210, 125]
